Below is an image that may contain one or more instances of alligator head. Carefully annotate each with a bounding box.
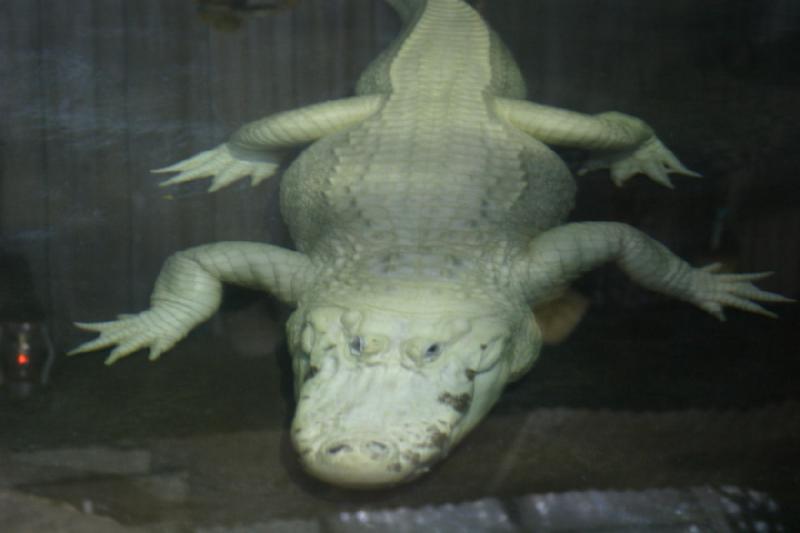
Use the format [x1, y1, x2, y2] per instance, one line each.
[286, 286, 541, 488]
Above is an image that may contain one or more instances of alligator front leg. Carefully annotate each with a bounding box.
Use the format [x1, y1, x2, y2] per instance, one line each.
[155, 95, 383, 191]
[70, 243, 312, 364]
[514, 222, 792, 320]
[494, 98, 700, 188]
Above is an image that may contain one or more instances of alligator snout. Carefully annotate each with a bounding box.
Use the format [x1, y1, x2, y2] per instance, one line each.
[303, 436, 406, 488]
[287, 317, 495, 488]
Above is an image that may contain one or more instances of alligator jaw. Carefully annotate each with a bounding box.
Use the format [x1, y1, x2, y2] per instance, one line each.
[290, 359, 470, 489]
[295, 430, 449, 489]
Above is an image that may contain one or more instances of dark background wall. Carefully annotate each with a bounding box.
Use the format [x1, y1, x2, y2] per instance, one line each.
[1, 0, 798, 350]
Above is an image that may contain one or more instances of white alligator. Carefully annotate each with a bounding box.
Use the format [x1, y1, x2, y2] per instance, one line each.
[71, 0, 790, 488]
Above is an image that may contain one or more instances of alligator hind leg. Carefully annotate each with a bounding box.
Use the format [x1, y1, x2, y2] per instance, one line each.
[156, 95, 383, 192]
[516, 222, 792, 321]
[494, 98, 700, 188]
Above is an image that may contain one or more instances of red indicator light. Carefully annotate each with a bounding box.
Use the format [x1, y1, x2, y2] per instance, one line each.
[17, 353, 30, 366]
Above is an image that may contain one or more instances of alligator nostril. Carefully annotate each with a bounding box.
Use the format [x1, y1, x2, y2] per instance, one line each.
[326, 443, 353, 455]
[365, 441, 389, 458]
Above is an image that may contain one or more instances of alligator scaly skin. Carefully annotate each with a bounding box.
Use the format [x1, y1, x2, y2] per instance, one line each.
[72, 0, 790, 488]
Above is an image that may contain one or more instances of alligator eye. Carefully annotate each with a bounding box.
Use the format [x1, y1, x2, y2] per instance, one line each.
[424, 343, 442, 361]
[303, 364, 319, 383]
[349, 336, 364, 356]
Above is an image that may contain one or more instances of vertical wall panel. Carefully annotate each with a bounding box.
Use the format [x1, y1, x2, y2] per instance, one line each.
[0, 1, 50, 321]
[124, 2, 215, 311]
[37, 0, 134, 347]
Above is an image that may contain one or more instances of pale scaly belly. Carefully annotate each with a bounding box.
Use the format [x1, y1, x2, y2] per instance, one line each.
[286, 102, 526, 241]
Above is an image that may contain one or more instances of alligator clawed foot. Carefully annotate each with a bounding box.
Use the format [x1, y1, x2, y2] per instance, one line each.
[580, 136, 702, 188]
[688, 264, 795, 321]
[154, 143, 280, 192]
